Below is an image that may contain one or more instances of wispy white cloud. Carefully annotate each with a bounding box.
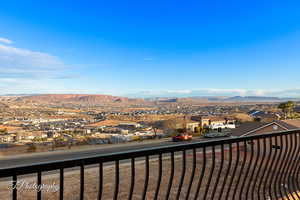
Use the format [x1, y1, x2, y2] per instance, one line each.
[0, 37, 12, 44]
[126, 88, 300, 98]
[0, 41, 69, 80]
[0, 38, 79, 94]
[143, 57, 153, 61]
[0, 44, 64, 70]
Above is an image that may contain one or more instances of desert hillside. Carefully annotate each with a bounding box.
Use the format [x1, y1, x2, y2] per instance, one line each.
[14, 94, 140, 105]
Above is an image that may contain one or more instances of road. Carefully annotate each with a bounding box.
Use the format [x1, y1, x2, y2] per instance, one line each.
[0, 137, 205, 169]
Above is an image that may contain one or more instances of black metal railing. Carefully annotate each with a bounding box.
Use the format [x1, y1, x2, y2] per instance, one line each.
[1, 129, 300, 199]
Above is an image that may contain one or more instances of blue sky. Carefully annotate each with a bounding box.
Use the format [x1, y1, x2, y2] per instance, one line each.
[1, 0, 300, 97]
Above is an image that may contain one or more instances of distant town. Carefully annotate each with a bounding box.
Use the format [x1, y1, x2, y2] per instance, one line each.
[1, 94, 300, 155]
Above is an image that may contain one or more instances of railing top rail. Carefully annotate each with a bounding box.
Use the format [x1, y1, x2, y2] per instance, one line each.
[1, 129, 300, 178]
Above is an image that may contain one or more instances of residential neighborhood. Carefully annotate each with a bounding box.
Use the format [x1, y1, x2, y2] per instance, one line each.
[1, 95, 300, 155]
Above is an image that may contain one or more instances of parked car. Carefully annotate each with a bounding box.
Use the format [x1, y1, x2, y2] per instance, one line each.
[172, 134, 192, 142]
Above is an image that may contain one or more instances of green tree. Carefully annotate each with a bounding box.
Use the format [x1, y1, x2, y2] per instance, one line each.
[194, 126, 205, 136]
[278, 101, 295, 119]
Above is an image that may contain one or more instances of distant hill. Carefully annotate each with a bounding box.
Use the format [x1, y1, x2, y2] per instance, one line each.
[146, 96, 299, 103]
[175, 96, 299, 103]
[14, 94, 142, 105]
[3, 94, 299, 106]
[223, 96, 283, 102]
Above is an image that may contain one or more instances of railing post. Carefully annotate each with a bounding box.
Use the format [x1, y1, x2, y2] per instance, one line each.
[59, 168, 64, 200]
[12, 174, 17, 200]
[80, 165, 84, 200]
[98, 162, 103, 200]
[37, 171, 42, 200]
[113, 160, 119, 200]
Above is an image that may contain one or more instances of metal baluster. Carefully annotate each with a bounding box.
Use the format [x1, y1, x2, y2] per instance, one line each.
[211, 144, 224, 200]
[142, 156, 150, 200]
[154, 154, 162, 200]
[98, 162, 103, 200]
[287, 133, 300, 199]
[232, 141, 247, 200]
[239, 140, 254, 199]
[279, 135, 293, 199]
[80, 165, 84, 200]
[218, 144, 232, 200]
[266, 137, 279, 199]
[290, 133, 300, 199]
[114, 160, 119, 200]
[276, 135, 287, 199]
[203, 146, 215, 200]
[283, 134, 297, 200]
[194, 147, 206, 200]
[258, 138, 272, 200]
[166, 152, 175, 200]
[176, 150, 186, 200]
[37, 171, 42, 200]
[185, 148, 197, 200]
[128, 158, 135, 200]
[225, 142, 240, 200]
[272, 136, 283, 199]
[295, 133, 300, 190]
[60, 168, 64, 200]
[262, 138, 277, 200]
[12, 174, 17, 200]
[251, 139, 262, 200]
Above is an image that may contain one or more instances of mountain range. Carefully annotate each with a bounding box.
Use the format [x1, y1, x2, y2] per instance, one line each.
[1, 94, 299, 106]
